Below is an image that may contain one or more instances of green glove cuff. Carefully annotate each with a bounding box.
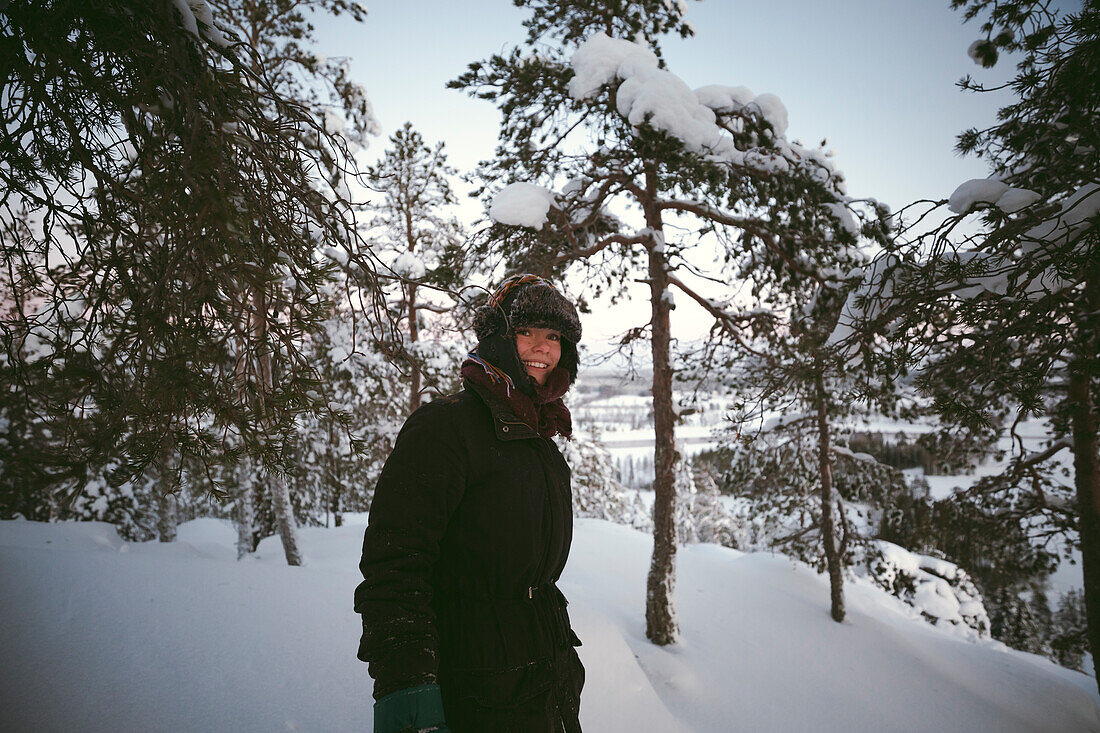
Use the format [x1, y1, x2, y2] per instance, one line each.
[373, 684, 446, 733]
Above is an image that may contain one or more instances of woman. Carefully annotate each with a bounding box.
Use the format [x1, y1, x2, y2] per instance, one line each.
[355, 274, 586, 733]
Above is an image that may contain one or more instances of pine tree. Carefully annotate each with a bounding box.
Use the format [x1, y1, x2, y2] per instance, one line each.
[69, 468, 157, 542]
[453, 0, 867, 645]
[1051, 588, 1088, 671]
[207, 0, 378, 154]
[0, 0, 384, 564]
[719, 434, 820, 556]
[205, 0, 379, 563]
[365, 122, 468, 414]
[683, 209, 896, 623]
[558, 432, 650, 529]
[202, 0, 379, 564]
[678, 462, 740, 549]
[836, 0, 1100, 683]
[287, 308, 414, 528]
[990, 587, 1047, 654]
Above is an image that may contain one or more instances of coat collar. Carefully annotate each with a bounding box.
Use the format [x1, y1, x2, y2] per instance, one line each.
[466, 381, 541, 442]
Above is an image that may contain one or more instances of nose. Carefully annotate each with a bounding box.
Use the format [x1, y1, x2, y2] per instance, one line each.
[531, 336, 550, 353]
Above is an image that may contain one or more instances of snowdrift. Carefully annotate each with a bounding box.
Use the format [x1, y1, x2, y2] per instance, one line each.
[1, 517, 1097, 732]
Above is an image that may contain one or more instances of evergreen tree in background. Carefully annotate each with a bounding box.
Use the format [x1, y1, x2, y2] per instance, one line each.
[690, 234, 895, 622]
[365, 122, 468, 415]
[714, 433, 822, 556]
[990, 587, 1047, 655]
[834, 0, 1099, 683]
[69, 469, 157, 542]
[0, 1, 383, 565]
[1051, 588, 1089, 671]
[286, 308, 415, 530]
[197, 0, 379, 564]
[206, 0, 379, 160]
[558, 432, 651, 530]
[453, 0, 871, 645]
[675, 462, 740, 549]
[717, 429, 905, 559]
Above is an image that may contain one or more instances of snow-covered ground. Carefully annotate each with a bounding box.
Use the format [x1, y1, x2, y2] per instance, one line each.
[2, 517, 1098, 732]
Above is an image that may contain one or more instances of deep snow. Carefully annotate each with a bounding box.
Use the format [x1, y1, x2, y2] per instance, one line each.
[2, 516, 1098, 732]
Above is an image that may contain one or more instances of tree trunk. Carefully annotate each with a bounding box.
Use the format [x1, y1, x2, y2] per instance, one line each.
[404, 202, 422, 415]
[1068, 268, 1100, 690]
[151, 455, 178, 543]
[252, 287, 303, 566]
[327, 422, 343, 528]
[239, 38, 302, 567]
[156, 490, 177, 543]
[235, 459, 255, 560]
[643, 178, 678, 646]
[814, 359, 845, 622]
[233, 287, 256, 561]
[1069, 364, 1100, 689]
[408, 281, 421, 414]
[269, 473, 303, 566]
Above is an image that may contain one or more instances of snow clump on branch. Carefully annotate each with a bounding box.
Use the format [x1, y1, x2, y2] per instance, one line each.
[947, 178, 1040, 215]
[1025, 182, 1100, 250]
[390, 251, 426, 280]
[567, 33, 797, 166]
[693, 85, 756, 115]
[567, 33, 660, 99]
[747, 93, 789, 137]
[825, 202, 860, 237]
[172, 0, 230, 49]
[568, 33, 732, 159]
[490, 182, 557, 230]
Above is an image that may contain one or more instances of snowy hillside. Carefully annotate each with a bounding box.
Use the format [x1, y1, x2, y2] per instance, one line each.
[2, 517, 1098, 732]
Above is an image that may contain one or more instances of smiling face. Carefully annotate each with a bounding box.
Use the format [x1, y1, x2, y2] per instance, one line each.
[514, 327, 562, 386]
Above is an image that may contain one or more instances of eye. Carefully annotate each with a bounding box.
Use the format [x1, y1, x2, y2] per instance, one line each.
[548, 332, 561, 341]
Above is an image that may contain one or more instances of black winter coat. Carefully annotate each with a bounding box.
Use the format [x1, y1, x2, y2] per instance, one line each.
[355, 381, 584, 730]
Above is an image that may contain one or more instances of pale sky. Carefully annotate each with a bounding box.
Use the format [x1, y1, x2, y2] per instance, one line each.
[313, 0, 1036, 346]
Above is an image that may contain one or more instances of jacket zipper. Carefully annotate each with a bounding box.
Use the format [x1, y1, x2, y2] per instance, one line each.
[500, 417, 557, 594]
[532, 434, 557, 592]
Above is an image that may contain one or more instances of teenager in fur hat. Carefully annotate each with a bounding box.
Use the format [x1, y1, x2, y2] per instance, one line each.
[355, 274, 586, 733]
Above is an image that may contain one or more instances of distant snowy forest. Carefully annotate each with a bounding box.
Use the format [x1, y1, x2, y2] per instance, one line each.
[2, 0, 1098, 712]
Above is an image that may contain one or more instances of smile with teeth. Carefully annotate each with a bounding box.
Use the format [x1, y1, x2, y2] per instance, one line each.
[523, 360, 550, 369]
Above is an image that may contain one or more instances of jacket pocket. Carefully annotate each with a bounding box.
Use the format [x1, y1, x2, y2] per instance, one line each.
[445, 660, 554, 711]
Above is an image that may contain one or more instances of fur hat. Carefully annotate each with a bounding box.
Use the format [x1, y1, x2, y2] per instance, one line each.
[472, 274, 582, 390]
[473, 274, 582, 344]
